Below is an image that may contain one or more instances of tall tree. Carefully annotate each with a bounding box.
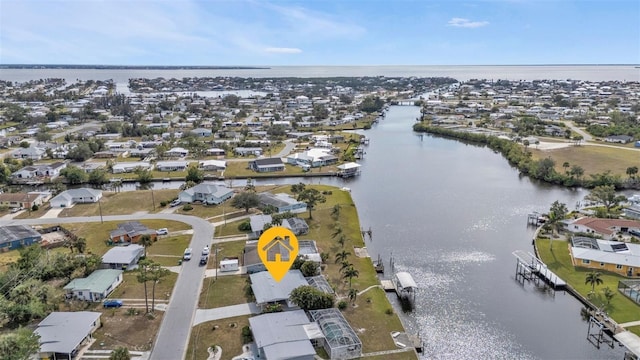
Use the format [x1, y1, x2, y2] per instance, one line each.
[334, 250, 351, 264]
[289, 285, 334, 311]
[584, 185, 626, 217]
[137, 259, 152, 313]
[585, 271, 603, 297]
[185, 165, 204, 183]
[290, 182, 306, 195]
[231, 192, 260, 213]
[138, 234, 153, 258]
[342, 266, 359, 288]
[149, 262, 170, 313]
[545, 201, 568, 251]
[626, 166, 638, 179]
[348, 288, 358, 304]
[297, 188, 326, 220]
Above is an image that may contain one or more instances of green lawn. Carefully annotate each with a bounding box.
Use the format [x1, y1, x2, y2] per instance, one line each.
[59, 189, 179, 217]
[108, 271, 178, 300]
[537, 238, 640, 336]
[215, 219, 251, 237]
[199, 275, 250, 309]
[207, 240, 246, 269]
[146, 234, 192, 265]
[186, 315, 250, 360]
[531, 144, 640, 178]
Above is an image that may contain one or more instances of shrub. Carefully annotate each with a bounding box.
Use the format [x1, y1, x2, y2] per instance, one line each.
[337, 300, 348, 310]
[160, 201, 167, 207]
[31, 204, 39, 211]
[238, 220, 251, 231]
[182, 204, 193, 211]
[385, 308, 394, 315]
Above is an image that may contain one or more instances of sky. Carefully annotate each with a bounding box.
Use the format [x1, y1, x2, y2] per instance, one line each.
[0, 0, 639, 66]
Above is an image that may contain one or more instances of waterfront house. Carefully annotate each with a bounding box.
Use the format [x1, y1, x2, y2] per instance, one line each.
[248, 310, 318, 360]
[178, 183, 234, 205]
[50, 188, 102, 208]
[109, 221, 157, 243]
[250, 158, 285, 173]
[569, 237, 640, 277]
[101, 244, 144, 270]
[286, 148, 338, 168]
[0, 225, 42, 251]
[12, 146, 45, 160]
[258, 192, 307, 213]
[198, 159, 226, 171]
[337, 162, 361, 178]
[112, 161, 152, 174]
[234, 147, 263, 156]
[63, 269, 123, 301]
[283, 217, 309, 236]
[156, 160, 189, 172]
[36, 312, 102, 360]
[0, 192, 47, 209]
[249, 270, 308, 310]
[568, 217, 640, 240]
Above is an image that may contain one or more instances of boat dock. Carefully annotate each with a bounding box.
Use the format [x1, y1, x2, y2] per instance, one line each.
[527, 212, 547, 226]
[513, 250, 566, 289]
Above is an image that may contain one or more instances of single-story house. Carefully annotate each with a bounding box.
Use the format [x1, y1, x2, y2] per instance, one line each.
[63, 269, 123, 301]
[250, 158, 285, 173]
[0, 192, 47, 209]
[12, 146, 45, 160]
[11, 162, 67, 180]
[191, 128, 213, 137]
[337, 162, 361, 177]
[198, 159, 226, 171]
[50, 188, 103, 208]
[244, 241, 266, 274]
[36, 312, 102, 360]
[109, 221, 157, 243]
[112, 161, 153, 174]
[166, 147, 189, 157]
[258, 192, 307, 214]
[205, 148, 226, 158]
[250, 269, 308, 310]
[286, 148, 338, 168]
[178, 183, 234, 205]
[568, 217, 640, 240]
[101, 244, 144, 270]
[308, 308, 363, 359]
[605, 135, 634, 144]
[248, 310, 319, 360]
[156, 160, 189, 172]
[0, 225, 42, 251]
[249, 214, 273, 239]
[569, 237, 640, 277]
[298, 240, 321, 263]
[234, 147, 263, 156]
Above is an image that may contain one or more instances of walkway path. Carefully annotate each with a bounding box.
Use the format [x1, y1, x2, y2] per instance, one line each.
[193, 303, 260, 326]
[358, 285, 382, 296]
[619, 320, 640, 328]
[360, 348, 415, 357]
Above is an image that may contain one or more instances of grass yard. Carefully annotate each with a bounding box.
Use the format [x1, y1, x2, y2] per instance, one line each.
[59, 220, 190, 256]
[199, 275, 250, 308]
[215, 219, 251, 237]
[186, 315, 251, 360]
[531, 145, 640, 177]
[147, 234, 192, 265]
[537, 238, 640, 336]
[207, 240, 246, 269]
[90, 309, 163, 352]
[59, 190, 179, 217]
[223, 162, 310, 178]
[342, 287, 414, 356]
[108, 271, 178, 300]
[14, 205, 51, 219]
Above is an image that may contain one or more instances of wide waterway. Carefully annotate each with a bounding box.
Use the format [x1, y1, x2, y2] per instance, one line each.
[114, 106, 625, 358]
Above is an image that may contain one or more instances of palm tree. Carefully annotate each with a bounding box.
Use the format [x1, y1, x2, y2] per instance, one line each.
[342, 266, 359, 288]
[337, 234, 347, 248]
[139, 234, 153, 258]
[602, 287, 616, 306]
[109, 346, 131, 360]
[562, 162, 570, 174]
[137, 259, 151, 313]
[331, 204, 341, 220]
[348, 288, 358, 304]
[149, 263, 170, 313]
[340, 261, 352, 275]
[585, 271, 603, 297]
[331, 226, 343, 239]
[334, 250, 351, 264]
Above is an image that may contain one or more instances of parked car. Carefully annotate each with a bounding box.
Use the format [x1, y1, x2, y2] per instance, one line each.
[199, 255, 208, 266]
[103, 299, 123, 308]
[156, 228, 169, 235]
[183, 248, 193, 260]
[10, 207, 22, 213]
[170, 199, 182, 207]
[202, 245, 210, 256]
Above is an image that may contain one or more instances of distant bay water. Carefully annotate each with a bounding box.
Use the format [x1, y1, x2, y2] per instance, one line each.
[1, 65, 638, 86]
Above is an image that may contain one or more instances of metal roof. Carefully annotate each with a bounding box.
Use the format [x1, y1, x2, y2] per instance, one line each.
[0, 225, 41, 244]
[250, 269, 308, 305]
[36, 312, 101, 354]
[395, 271, 418, 289]
[248, 310, 316, 360]
[101, 244, 144, 264]
[63, 269, 123, 293]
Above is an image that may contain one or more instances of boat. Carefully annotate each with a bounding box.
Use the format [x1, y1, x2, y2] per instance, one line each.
[373, 254, 384, 273]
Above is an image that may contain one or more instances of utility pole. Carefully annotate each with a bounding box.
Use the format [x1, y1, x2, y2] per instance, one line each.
[151, 189, 156, 210]
[98, 197, 103, 224]
[215, 244, 218, 281]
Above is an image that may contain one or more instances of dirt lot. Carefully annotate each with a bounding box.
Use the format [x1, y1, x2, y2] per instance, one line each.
[90, 308, 164, 352]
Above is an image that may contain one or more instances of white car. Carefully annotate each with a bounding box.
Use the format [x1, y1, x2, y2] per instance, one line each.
[156, 228, 169, 235]
[183, 248, 193, 260]
[202, 245, 210, 256]
[170, 199, 181, 207]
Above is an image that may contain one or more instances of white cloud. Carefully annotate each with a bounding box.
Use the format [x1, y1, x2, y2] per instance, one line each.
[264, 47, 303, 54]
[447, 17, 489, 28]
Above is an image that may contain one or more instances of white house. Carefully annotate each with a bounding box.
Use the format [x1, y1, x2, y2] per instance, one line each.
[101, 244, 144, 270]
[198, 159, 226, 171]
[50, 188, 103, 208]
[179, 183, 234, 205]
[286, 148, 338, 168]
[166, 147, 189, 157]
[12, 146, 45, 160]
[112, 161, 153, 174]
[156, 160, 189, 172]
[63, 269, 123, 302]
[36, 312, 102, 360]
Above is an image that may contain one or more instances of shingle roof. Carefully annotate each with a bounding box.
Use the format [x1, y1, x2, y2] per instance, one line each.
[250, 269, 308, 305]
[36, 312, 102, 354]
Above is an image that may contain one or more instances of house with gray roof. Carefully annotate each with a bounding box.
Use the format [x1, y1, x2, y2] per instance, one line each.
[50, 188, 102, 208]
[12, 146, 45, 160]
[178, 183, 234, 205]
[156, 160, 189, 172]
[250, 269, 308, 310]
[248, 310, 320, 360]
[36, 311, 102, 360]
[283, 217, 309, 235]
[258, 192, 307, 214]
[249, 214, 273, 239]
[109, 221, 156, 243]
[63, 269, 123, 301]
[101, 244, 144, 270]
[0, 225, 42, 251]
[250, 157, 285, 172]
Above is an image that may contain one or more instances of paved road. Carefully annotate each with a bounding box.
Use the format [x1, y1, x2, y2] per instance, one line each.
[274, 139, 296, 158]
[0, 213, 214, 360]
[561, 120, 593, 141]
[51, 121, 102, 140]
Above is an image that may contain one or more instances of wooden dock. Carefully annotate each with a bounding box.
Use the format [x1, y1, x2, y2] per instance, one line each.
[381, 280, 395, 291]
[513, 250, 566, 289]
